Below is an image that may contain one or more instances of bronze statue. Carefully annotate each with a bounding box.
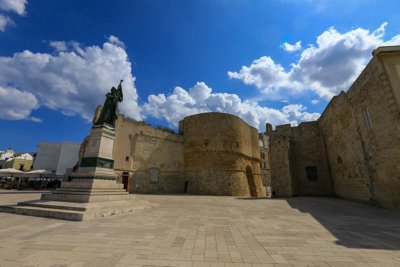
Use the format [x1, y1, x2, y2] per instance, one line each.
[95, 80, 123, 127]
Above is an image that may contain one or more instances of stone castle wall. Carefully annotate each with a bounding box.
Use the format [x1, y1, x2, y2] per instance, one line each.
[319, 48, 400, 210]
[266, 46, 400, 210]
[319, 92, 372, 202]
[259, 134, 271, 188]
[113, 116, 185, 194]
[268, 134, 293, 196]
[181, 113, 265, 196]
[266, 121, 332, 197]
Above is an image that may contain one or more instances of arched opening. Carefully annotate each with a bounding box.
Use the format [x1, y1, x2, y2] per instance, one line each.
[246, 166, 257, 197]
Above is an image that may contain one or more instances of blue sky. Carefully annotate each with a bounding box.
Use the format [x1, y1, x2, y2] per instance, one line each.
[0, 0, 399, 152]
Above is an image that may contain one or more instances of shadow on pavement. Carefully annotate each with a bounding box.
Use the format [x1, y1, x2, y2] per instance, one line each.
[286, 197, 400, 250]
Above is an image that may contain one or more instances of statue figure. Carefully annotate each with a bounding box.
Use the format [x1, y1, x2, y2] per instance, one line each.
[95, 80, 123, 127]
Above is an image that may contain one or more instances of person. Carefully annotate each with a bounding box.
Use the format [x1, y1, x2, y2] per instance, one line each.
[95, 80, 123, 127]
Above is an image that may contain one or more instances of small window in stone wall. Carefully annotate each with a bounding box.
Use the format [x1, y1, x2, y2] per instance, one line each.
[305, 166, 318, 181]
[204, 139, 209, 147]
[364, 107, 373, 131]
[148, 168, 159, 183]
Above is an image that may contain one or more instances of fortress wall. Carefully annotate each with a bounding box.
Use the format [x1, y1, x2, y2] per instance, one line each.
[182, 113, 265, 196]
[259, 134, 271, 187]
[370, 48, 400, 210]
[268, 134, 294, 197]
[319, 93, 372, 202]
[113, 116, 185, 193]
[290, 122, 332, 196]
[267, 121, 332, 197]
[319, 50, 400, 210]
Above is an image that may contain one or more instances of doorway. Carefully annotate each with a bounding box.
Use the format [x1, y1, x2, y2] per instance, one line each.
[122, 172, 129, 190]
[184, 180, 189, 193]
[246, 166, 257, 197]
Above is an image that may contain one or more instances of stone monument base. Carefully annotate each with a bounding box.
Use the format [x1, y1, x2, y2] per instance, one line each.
[41, 179, 131, 203]
[1, 179, 154, 221]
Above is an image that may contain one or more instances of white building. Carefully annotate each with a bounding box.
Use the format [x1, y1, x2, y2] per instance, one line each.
[1, 148, 14, 160]
[15, 153, 34, 160]
[33, 142, 80, 175]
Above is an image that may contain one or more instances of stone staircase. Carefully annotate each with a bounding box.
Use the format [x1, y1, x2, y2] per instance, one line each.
[4, 201, 85, 221]
[0, 179, 153, 221]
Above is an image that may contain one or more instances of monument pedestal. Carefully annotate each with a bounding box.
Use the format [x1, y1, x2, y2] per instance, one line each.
[1, 124, 152, 221]
[40, 124, 132, 204]
[41, 179, 132, 203]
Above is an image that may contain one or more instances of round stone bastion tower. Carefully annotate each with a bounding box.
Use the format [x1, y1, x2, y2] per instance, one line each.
[180, 112, 266, 197]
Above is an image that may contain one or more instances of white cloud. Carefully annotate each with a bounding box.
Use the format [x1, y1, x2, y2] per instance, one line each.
[49, 41, 68, 52]
[311, 99, 319, 105]
[0, 0, 27, 15]
[281, 41, 302, 52]
[229, 22, 400, 100]
[142, 82, 320, 131]
[107, 35, 125, 48]
[0, 85, 38, 120]
[0, 37, 141, 122]
[0, 13, 12, 31]
[29, 116, 42, 123]
[0, 0, 27, 32]
[228, 56, 303, 99]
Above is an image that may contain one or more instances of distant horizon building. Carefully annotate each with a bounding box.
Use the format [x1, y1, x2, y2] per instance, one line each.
[33, 142, 80, 175]
[0, 149, 34, 171]
[0, 148, 14, 161]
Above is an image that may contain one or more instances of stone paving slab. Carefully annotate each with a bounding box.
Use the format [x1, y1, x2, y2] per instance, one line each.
[0, 189, 400, 267]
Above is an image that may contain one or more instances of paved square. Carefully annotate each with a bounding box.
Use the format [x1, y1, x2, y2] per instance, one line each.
[0, 190, 399, 267]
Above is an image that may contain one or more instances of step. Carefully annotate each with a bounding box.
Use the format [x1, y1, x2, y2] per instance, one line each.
[56, 188, 126, 192]
[60, 182, 124, 190]
[41, 193, 133, 203]
[18, 200, 87, 211]
[51, 190, 129, 196]
[0, 198, 153, 221]
[1, 205, 84, 221]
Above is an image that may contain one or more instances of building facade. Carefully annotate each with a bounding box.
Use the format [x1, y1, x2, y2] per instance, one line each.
[33, 142, 81, 175]
[1, 152, 34, 171]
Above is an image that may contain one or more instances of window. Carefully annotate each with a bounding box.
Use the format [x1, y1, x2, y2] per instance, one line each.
[305, 166, 318, 181]
[204, 139, 209, 147]
[125, 156, 129, 161]
[364, 108, 373, 131]
[148, 168, 159, 183]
